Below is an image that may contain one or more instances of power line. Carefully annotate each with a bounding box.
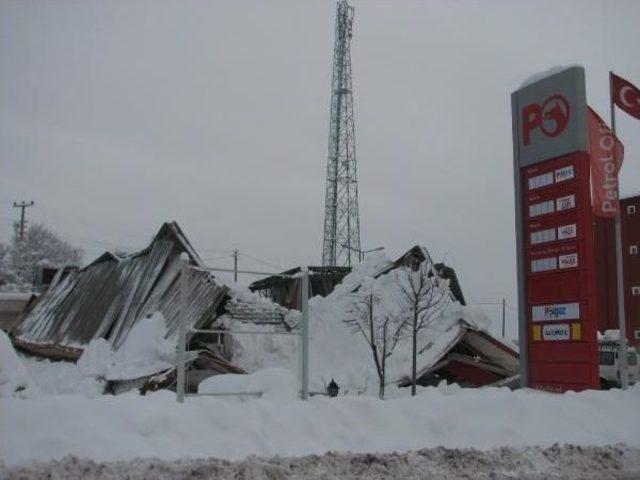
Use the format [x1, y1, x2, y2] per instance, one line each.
[239, 251, 284, 271]
[201, 254, 233, 262]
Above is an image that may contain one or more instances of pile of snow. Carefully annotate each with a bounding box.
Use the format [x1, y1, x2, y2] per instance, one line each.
[198, 367, 298, 400]
[228, 253, 493, 394]
[0, 330, 36, 397]
[2, 383, 639, 467]
[79, 311, 175, 382]
[18, 312, 176, 397]
[21, 355, 104, 397]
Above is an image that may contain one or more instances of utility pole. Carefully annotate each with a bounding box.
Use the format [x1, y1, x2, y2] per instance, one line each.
[13, 200, 34, 241]
[233, 249, 239, 283]
[501, 298, 506, 338]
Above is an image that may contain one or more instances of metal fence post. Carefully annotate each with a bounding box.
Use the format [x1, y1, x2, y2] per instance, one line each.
[176, 254, 189, 403]
[300, 266, 309, 400]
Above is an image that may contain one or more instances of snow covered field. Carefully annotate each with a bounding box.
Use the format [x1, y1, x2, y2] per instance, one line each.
[3, 381, 640, 468]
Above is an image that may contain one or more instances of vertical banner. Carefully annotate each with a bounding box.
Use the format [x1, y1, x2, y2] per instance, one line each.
[512, 66, 600, 392]
[588, 108, 624, 218]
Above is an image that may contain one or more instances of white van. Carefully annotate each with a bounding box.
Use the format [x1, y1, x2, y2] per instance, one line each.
[599, 341, 639, 388]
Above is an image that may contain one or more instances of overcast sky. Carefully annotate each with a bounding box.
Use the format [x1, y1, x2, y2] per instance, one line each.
[2, 0, 640, 337]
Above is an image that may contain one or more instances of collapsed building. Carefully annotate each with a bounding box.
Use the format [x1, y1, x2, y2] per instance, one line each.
[249, 246, 466, 309]
[10, 222, 517, 394]
[11, 222, 247, 392]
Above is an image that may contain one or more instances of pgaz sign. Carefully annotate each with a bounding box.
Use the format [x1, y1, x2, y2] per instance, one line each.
[512, 66, 600, 392]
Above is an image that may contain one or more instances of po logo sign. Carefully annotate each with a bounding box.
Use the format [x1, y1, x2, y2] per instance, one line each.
[522, 94, 570, 146]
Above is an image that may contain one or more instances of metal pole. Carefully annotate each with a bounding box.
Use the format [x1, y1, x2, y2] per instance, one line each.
[176, 255, 189, 402]
[300, 266, 309, 400]
[610, 72, 628, 390]
[233, 249, 238, 283]
[501, 298, 506, 338]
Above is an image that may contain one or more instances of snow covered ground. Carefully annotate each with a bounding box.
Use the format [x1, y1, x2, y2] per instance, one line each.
[3, 379, 640, 468]
[2, 326, 640, 475]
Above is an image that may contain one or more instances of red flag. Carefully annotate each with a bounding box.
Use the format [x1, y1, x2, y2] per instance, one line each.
[588, 107, 624, 218]
[611, 72, 640, 120]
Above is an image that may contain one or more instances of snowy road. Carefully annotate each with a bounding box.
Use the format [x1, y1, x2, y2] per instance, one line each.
[3, 445, 640, 479]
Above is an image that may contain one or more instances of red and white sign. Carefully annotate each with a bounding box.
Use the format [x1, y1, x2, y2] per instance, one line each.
[588, 107, 624, 218]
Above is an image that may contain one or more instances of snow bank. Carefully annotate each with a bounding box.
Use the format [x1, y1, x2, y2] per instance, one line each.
[79, 312, 175, 382]
[21, 355, 103, 397]
[18, 312, 175, 397]
[198, 367, 298, 400]
[0, 330, 36, 397]
[2, 385, 640, 467]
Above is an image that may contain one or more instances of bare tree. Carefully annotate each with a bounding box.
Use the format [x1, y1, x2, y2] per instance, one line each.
[344, 289, 407, 399]
[397, 261, 450, 396]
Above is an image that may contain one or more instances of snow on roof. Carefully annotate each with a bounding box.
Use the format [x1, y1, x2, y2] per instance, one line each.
[518, 65, 582, 89]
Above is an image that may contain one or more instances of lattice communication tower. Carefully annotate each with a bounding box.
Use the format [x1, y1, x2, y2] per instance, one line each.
[322, 0, 360, 267]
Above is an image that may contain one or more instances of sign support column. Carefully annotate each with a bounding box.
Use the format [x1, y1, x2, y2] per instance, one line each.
[610, 72, 629, 390]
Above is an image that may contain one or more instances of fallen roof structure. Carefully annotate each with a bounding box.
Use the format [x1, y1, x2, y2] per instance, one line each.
[249, 266, 350, 310]
[11, 222, 243, 391]
[396, 319, 519, 388]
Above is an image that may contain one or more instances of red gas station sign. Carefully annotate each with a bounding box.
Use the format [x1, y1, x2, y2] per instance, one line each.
[512, 67, 600, 392]
[523, 152, 600, 391]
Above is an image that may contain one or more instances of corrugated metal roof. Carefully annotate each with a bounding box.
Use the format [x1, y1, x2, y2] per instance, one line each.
[13, 222, 228, 350]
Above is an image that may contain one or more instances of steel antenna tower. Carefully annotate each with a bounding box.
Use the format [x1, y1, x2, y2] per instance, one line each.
[322, 0, 360, 268]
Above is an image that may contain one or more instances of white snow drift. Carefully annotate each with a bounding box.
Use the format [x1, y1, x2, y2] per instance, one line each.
[2, 383, 639, 467]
